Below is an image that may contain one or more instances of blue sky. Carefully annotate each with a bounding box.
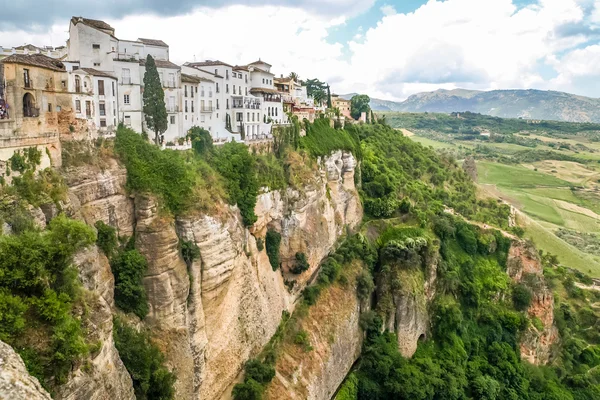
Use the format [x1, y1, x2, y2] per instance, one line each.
[2, 0, 600, 100]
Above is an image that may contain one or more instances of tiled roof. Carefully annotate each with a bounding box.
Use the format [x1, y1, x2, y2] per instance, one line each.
[250, 87, 278, 94]
[1, 53, 65, 72]
[233, 65, 249, 71]
[249, 66, 274, 76]
[248, 60, 272, 67]
[80, 68, 116, 79]
[139, 59, 180, 70]
[71, 17, 114, 32]
[138, 38, 168, 47]
[181, 73, 201, 83]
[187, 60, 233, 68]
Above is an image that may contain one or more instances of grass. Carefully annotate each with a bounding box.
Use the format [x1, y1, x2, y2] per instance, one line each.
[477, 161, 572, 188]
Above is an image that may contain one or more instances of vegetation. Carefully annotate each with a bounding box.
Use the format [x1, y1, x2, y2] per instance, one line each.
[291, 252, 310, 274]
[142, 55, 168, 145]
[0, 215, 95, 387]
[300, 117, 359, 157]
[113, 317, 176, 400]
[111, 250, 149, 319]
[351, 94, 371, 120]
[265, 229, 281, 270]
[187, 126, 213, 155]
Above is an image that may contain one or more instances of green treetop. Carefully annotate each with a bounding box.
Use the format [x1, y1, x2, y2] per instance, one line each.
[142, 55, 168, 145]
[350, 94, 371, 120]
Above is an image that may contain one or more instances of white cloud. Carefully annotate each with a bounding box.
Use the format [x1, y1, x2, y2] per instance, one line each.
[380, 4, 397, 16]
[1, 0, 599, 100]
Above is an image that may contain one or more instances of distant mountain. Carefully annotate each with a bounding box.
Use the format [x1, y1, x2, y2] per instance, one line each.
[340, 89, 600, 123]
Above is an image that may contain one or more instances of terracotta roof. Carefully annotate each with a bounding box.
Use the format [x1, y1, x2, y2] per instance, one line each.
[249, 66, 274, 76]
[250, 87, 278, 94]
[248, 60, 272, 67]
[138, 38, 168, 47]
[71, 17, 114, 32]
[1, 53, 65, 72]
[181, 73, 201, 83]
[187, 60, 233, 68]
[14, 44, 40, 51]
[139, 59, 180, 70]
[80, 68, 116, 79]
[233, 65, 248, 71]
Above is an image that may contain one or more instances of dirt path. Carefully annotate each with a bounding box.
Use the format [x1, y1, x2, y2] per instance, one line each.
[443, 207, 517, 240]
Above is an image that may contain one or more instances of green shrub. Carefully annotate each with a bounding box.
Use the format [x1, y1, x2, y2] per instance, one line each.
[512, 283, 533, 311]
[0, 289, 27, 341]
[302, 285, 321, 305]
[256, 237, 264, 252]
[111, 250, 149, 319]
[294, 329, 313, 352]
[265, 229, 281, 271]
[244, 359, 275, 384]
[180, 239, 200, 265]
[356, 271, 374, 301]
[232, 379, 263, 400]
[113, 317, 176, 400]
[300, 118, 359, 157]
[291, 252, 310, 274]
[95, 220, 118, 257]
[188, 126, 213, 155]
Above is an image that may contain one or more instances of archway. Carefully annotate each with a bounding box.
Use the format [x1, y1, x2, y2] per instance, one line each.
[23, 93, 37, 117]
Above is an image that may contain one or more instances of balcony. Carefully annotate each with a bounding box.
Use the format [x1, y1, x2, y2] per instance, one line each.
[200, 106, 214, 113]
[168, 106, 179, 113]
[121, 77, 132, 85]
[163, 81, 177, 89]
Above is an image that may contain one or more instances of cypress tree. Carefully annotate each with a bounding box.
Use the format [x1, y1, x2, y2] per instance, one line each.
[327, 85, 332, 109]
[142, 55, 168, 145]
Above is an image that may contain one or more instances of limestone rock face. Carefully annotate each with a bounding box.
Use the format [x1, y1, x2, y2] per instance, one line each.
[378, 252, 438, 358]
[508, 240, 558, 365]
[55, 247, 135, 400]
[0, 340, 52, 400]
[255, 150, 362, 291]
[64, 159, 135, 236]
[265, 266, 364, 400]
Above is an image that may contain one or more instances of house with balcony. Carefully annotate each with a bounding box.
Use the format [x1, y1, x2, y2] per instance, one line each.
[0, 53, 74, 169]
[331, 94, 351, 119]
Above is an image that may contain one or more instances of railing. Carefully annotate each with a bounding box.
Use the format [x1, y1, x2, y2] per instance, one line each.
[23, 107, 40, 117]
[163, 82, 177, 88]
[168, 106, 179, 112]
[200, 106, 214, 113]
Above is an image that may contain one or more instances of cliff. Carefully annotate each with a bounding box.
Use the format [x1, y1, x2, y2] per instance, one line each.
[47, 149, 362, 400]
[507, 240, 559, 365]
[264, 263, 364, 400]
[0, 340, 52, 400]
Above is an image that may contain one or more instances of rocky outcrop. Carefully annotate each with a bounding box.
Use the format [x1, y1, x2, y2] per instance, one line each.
[377, 250, 438, 358]
[55, 246, 135, 400]
[64, 159, 135, 236]
[254, 150, 362, 289]
[507, 240, 559, 365]
[0, 340, 52, 400]
[264, 264, 364, 400]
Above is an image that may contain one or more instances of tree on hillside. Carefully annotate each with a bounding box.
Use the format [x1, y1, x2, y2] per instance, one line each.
[327, 85, 332, 109]
[350, 94, 371, 120]
[187, 126, 213, 155]
[142, 55, 168, 145]
[305, 78, 328, 105]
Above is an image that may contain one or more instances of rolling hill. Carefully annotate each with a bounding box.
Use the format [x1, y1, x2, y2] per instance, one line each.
[341, 89, 600, 123]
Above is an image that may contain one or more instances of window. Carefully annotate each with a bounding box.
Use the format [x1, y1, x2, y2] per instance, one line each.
[75, 76, 81, 92]
[226, 84, 229, 94]
[185, 100, 188, 112]
[226, 70, 229, 79]
[185, 85, 188, 97]
[201, 100, 205, 111]
[23, 69, 31, 88]
[75, 100, 81, 112]
[93, 63, 101, 67]
[122, 68, 131, 84]
[237, 113, 243, 122]
[209, 100, 212, 110]
[226, 99, 229, 109]
[191, 87, 194, 98]
[233, 86, 236, 95]
[216, 83, 219, 93]
[124, 94, 130, 105]
[100, 119, 107, 127]
[56, 105, 61, 112]
[124, 115, 131, 126]
[252, 112, 255, 122]
[245, 88, 248, 96]
[208, 88, 212, 98]
[61, 80, 66, 89]
[112, 81, 115, 96]
[200, 115, 205, 123]
[168, 73, 175, 87]
[191, 102, 194, 113]
[201, 86, 205, 97]
[99, 101, 106, 116]
[92, 44, 100, 49]
[216, 99, 219, 110]
[215, 68, 218, 75]
[85, 101, 91, 117]
[262, 78, 265, 84]
[113, 102, 116, 116]
[168, 96, 176, 112]
[170, 116, 175, 124]
[247, 112, 250, 121]
[48, 103, 52, 112]
[98, 80, 105, 95]
[233, 72, 236, 78]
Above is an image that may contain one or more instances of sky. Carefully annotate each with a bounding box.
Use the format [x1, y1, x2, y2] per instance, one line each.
[1, 0, 599, 100]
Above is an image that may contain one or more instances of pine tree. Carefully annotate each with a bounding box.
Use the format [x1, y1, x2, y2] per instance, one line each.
[142, 55, 168, 145]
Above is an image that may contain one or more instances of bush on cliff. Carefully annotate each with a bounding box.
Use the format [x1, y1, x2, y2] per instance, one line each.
[111, 249, 149, 319]
[266, 229, 281, 270]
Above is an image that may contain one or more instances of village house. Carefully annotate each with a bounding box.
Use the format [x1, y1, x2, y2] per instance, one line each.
[331, 94, 351, 119]
[0, 54, 74, 168]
